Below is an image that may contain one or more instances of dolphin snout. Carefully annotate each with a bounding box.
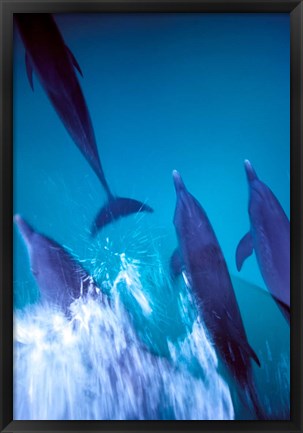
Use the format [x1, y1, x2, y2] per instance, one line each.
[172, 170, 185, 193]
[14, 214, 34, 245]
[244, 160, 258, 182]
[14, 214, 25, 230]
[14, 214, 21, 224]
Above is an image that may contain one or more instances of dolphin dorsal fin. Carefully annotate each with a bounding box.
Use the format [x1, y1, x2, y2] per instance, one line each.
[65, 45, 83, 77]
[25, 52, 34, 90]
[236, 232, 253, 271]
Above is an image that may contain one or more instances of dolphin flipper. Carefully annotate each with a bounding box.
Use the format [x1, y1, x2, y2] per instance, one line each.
[246, 343, 261, 367]
[92, 197, 153, 236]
[275, 298, 290, 323]
[236, 232, 253, 271]
[65, 45, 83, 77]
[25, 52, 34, 90]
[170, 248, 183, 279]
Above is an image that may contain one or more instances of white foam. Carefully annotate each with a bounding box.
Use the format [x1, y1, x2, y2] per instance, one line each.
[14, 251, 234, 420]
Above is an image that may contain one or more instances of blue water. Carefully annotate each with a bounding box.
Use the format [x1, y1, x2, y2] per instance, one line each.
[13, 13, 290, 420]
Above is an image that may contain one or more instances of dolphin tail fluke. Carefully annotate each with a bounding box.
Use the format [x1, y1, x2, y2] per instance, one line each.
[91, 196, 153, 236]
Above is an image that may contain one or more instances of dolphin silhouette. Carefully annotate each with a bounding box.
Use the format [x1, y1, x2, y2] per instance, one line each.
[171, 170, 264, 419]
[14, 14, 153, 234]
[14, 214, 100, 310]
[236, 160, 290, 324]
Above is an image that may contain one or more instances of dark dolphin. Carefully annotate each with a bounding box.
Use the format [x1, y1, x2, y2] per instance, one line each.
[14, 14, 153, 234]
[14, 214, 100, 310]
[236, 160, 290, 323]
[171, 170, 264, 419]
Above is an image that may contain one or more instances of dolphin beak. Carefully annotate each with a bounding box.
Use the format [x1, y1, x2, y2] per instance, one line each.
[14, 214, 34, 247]
[244, 160, 258, 183]
[172, 170, 186, 194]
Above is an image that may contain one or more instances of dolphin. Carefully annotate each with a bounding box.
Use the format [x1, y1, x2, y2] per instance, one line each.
[14, 214, 100, 310]
[14, 14, 153, 234]
[236, 160, 290, 323]
[171, 170, 264, 419]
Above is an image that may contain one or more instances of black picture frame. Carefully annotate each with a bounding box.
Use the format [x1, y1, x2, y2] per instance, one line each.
[0, 1, 302, 432]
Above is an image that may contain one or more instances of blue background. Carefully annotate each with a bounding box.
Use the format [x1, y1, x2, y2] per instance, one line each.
[13, 13, 290, 419]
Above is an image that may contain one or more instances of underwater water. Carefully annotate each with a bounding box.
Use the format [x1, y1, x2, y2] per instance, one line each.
[13, 13, 290, 420]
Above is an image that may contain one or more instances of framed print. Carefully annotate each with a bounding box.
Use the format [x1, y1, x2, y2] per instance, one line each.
[0, 1, 302, 432]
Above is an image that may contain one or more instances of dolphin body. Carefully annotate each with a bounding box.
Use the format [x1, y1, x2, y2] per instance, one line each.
[14, 14, 153, 234]
[14, 214, 100, 310]
[236, 160, 290, 324]
[171, 170, 264, 419]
